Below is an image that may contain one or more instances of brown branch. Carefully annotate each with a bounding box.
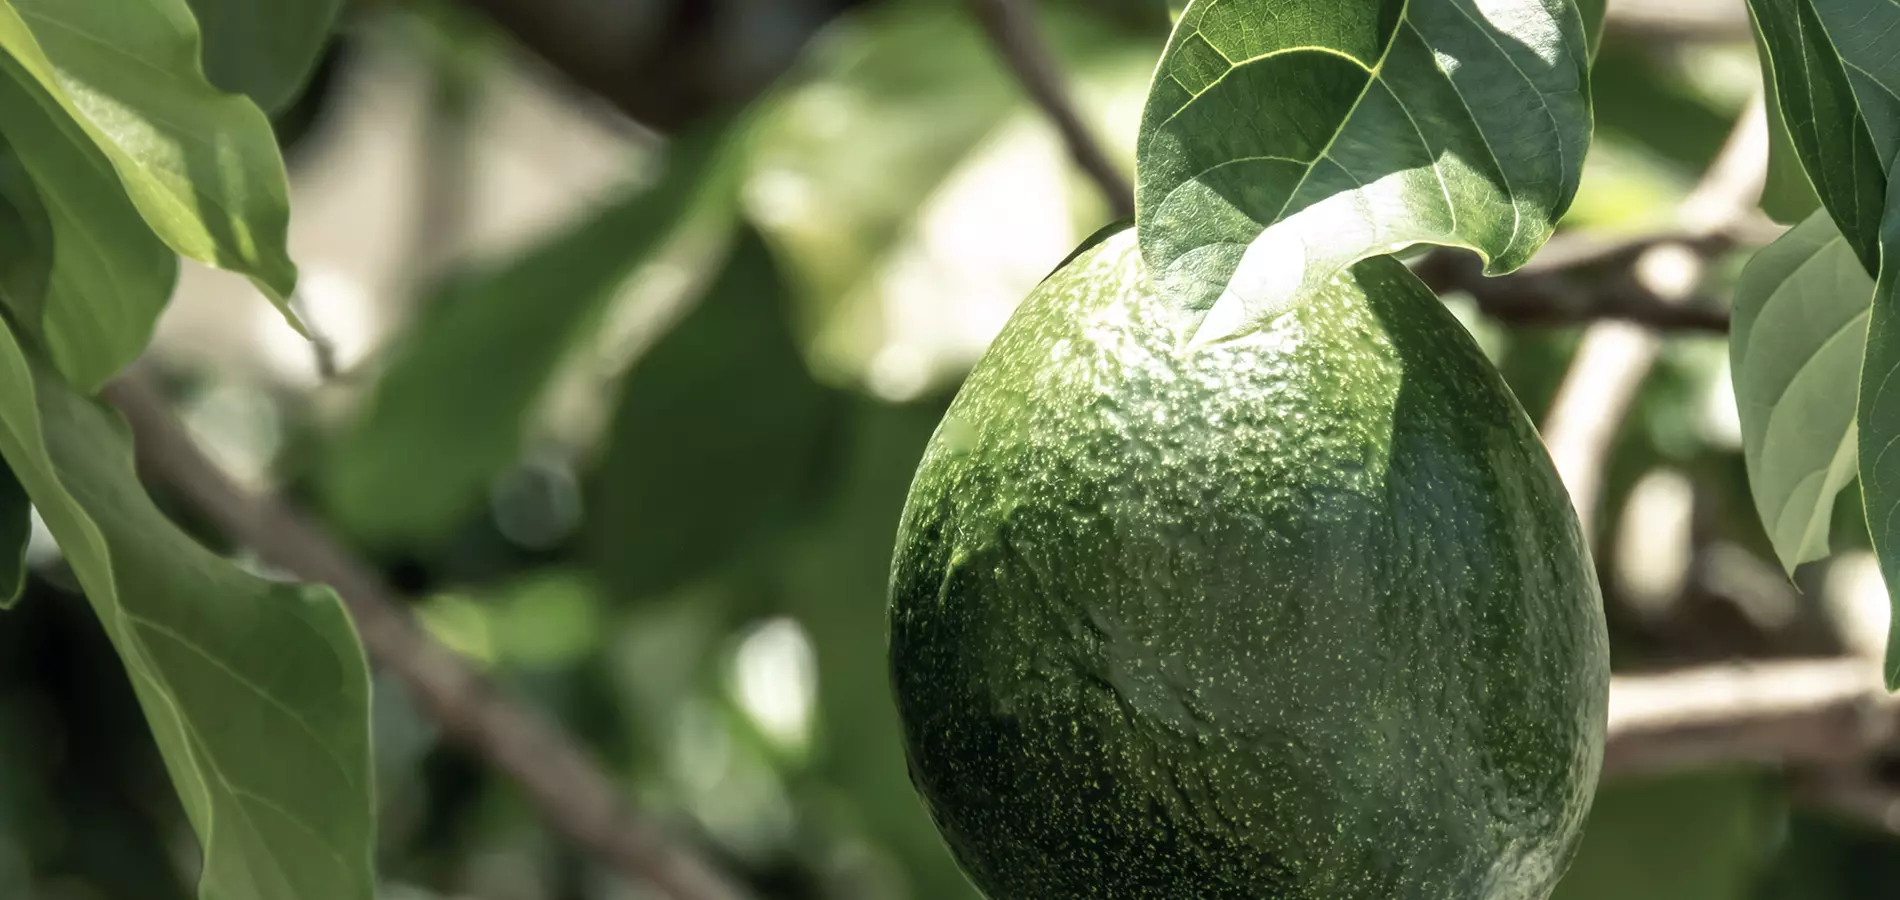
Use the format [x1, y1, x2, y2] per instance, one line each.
[1605, 658, 1898, 779]
[964, 0, 1136, 218]
[1413, 248, 1733, 334]
[101, 373, 751, 900]
[1536, 91, 1769, 540]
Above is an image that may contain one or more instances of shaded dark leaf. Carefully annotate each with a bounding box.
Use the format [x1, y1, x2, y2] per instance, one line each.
[587, 227, 837, 601]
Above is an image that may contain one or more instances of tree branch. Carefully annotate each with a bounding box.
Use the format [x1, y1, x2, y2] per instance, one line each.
[964, 0, 1136, 218]
[1536, 91, 1769, 540]
[1605, 658, 1898, 779]
[101, 373, 750, 900]
[1413, 247, 1734, 334]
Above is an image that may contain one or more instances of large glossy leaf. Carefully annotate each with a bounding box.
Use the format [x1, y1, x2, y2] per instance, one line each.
[1732, 211, 1871, 573]
[587, 228, 836, 602]
[0, 0, 298, 313]
[0, 462, 25, 608]
[0, 316, 373, 900]
[1135, 0, 1593, 339]
[185, 0, 343, 113]
[1747, 0, 1900, 274]
[326, 127, 734, 547]
[0, 61, 178, 391]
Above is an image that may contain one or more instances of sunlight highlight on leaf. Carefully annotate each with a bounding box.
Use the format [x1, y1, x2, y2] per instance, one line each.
[0, 0, 299, 321]
[1136, 0, 1592, 339]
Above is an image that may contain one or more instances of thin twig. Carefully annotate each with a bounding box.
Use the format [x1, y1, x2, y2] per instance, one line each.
[964, 0, 1136, 218]
[101, 373, 751, 900]
[1605, 658, 1898, 779]
[1538, 91, 1769, 540]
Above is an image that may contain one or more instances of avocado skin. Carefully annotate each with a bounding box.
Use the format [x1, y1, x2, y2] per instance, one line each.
[887, 227, 1608, 899]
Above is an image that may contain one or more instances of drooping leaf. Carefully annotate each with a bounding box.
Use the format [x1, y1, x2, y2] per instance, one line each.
[1856, 157, 1900, 689]
[1751, 12, 1823, 224]
[1135, 0, 1593, 340]
[0, 461, 26, 608]
[1746, 0, 1900, 274]
[587, 227, 837, 602]
[1731, 210, 1871, 573]
[0, 316, 373, 900]
[184, 0, 344, 113]
[0, 0, 298, 315]
[326, 126, 734, 547]
[0, 62, 178, 391]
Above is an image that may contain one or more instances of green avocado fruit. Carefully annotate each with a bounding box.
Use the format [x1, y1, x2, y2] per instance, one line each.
[887, 225, 1609, 899]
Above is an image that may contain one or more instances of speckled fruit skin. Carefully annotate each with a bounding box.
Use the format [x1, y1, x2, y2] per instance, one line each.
[887, 226, 1609, 899]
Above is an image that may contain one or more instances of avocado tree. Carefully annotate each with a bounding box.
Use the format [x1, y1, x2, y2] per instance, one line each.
[0, 0, 1896, 898]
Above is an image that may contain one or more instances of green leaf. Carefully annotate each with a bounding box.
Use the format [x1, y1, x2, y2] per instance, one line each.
[1731, 210, 1871, 574]
[1577, 0, 1607, 58]
[0, 316, 373, 900]
[587, 227, 836, 602]
[0, 62, 178, 391]
[0, 461, 26, 608]
[1746, 0, 1900, 274]
[325, 126, 734, 547]
[0, 0, 298, 313]
[1856, 156, 1900, 689]
[1752, 12, 1823, 224]
[184, 0, 344, 113]
[1135, 0, 1593, 339]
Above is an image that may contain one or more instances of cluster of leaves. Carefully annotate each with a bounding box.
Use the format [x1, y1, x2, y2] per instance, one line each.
[1727, 0, 1900, 686]
[0, 0, 375, 898]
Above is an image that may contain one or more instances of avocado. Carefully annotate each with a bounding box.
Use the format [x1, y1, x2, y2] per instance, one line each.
[887, 225, 1608, 899]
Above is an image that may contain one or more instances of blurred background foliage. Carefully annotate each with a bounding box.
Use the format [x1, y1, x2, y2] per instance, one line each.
[0, 0, 1895, 898]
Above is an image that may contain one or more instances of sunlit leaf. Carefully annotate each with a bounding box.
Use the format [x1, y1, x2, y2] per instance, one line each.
[0, 0, 298, 315]
[185, 0, 344, 113]
[0, 65, 177, 391]
[0, 462, 25, 608]
[1746, 0, 1899, 274]
[1135, 0, 1592, 340]
[1731, 211, 1871, 573]
[587, 227, 837, 602]
[326, 126, 734, 547]
[0, 316, 373, 900]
